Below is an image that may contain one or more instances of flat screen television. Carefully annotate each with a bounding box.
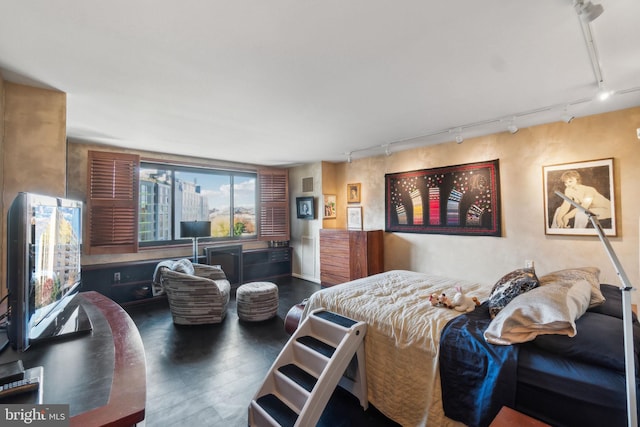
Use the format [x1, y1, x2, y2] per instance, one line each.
[6, 192, 91, 352]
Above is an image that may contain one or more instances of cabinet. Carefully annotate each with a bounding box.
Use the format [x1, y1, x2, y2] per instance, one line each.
[82, 247, 294, 306]
[319, 229, 384, 286]
[205, 245, 243, 285]
[206, 246, 292, 284]
[82, 259, 163, 305]
[243, 247, 292, 282]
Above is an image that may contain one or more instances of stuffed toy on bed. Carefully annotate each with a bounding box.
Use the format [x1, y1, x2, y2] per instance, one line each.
[451, 286, 481, 312]
[429, 292, 453, 308]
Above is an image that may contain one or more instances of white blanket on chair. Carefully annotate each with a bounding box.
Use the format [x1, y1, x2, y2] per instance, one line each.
[152, 260, 177, 296]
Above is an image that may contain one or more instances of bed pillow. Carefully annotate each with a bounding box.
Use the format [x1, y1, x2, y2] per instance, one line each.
[484, 278, 591, 345]
[539, 267, 604, 308]
[588, 283, 638, 322]
[172, 258, 195, 276]
[532, 311, 640, 373]
[487, 268, 539, 318]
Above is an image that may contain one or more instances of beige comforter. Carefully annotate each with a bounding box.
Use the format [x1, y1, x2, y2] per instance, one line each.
[301, 270, 492, 427]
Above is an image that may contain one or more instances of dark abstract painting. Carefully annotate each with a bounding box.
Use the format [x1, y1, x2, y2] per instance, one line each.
[385, 159, 501, 236]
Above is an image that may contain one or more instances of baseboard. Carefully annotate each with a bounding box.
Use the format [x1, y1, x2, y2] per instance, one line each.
[292, 272, 321, 284]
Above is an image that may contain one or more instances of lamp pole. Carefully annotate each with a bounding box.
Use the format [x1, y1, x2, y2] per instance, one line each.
[180, 221, 211, 265]
[555, 191, 637, 427]
[192, 237, 199, 264]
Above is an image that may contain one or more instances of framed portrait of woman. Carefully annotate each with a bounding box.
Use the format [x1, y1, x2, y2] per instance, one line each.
[543, 158, 616, 236]
[296, 197, 315, 220]
[347, 183, 361, 203]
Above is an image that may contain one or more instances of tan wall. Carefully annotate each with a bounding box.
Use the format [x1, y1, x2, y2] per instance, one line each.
[0, 82, 67, 297]
[2, 83, 67, 199]
[324, 107, 640, 301]
[321, 161, 339, 229]
[66, 140, 269, 266]
[0, 78, 270, 295]
[3, 77, 639, 302]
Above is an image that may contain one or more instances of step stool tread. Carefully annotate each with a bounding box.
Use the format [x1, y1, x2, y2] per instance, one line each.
[315, 310, 357, 328]
[297, 335, 335, 358]
[279, 364, 317, 392]
[256, 394, 298, 427]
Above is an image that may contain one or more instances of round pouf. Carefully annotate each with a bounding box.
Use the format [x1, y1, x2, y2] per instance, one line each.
[236, 282, 279, 321]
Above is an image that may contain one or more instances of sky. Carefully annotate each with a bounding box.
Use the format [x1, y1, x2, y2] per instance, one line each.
[175, 171, 256, 210]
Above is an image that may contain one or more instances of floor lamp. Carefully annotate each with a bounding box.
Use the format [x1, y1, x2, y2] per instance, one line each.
[180, 221, 211, 263]
[555, 191, 637, 427]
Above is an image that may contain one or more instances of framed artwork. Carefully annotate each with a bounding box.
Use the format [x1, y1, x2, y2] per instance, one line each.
[296, 196, 315, 219]
[347, 206, 363, 230]
[323, 194, 337, 218]
[543, 158, 615, 236]
[347, 183, 361, 203]
[385, 159, 501, 236]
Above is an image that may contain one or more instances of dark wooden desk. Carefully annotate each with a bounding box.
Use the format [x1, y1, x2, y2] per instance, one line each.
[0, 291, 146, 427]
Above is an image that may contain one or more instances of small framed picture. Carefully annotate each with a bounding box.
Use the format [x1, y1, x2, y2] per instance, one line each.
[323, 194, 337, 219]
[543, 158, 615, 236]
[347, 206, 363, 230]
[296, 196, 315, 219]
[347, 183, 361, 203]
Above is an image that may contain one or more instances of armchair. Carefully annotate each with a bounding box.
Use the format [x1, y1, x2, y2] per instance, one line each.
[157, 261, 231, 325]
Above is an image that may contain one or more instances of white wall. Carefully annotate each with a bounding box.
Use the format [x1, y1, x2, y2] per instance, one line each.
[289, 162, 322, 283]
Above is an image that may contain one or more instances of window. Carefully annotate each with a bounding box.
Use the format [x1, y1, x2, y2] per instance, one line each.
[138, 163, 257, 244]
[87, 151, 288, 254]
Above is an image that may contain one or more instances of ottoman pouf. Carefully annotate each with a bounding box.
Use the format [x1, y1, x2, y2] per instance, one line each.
[236, 282, 279, 321]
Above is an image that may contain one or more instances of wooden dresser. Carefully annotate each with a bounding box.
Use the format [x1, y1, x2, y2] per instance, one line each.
[319, 229, 384, 287]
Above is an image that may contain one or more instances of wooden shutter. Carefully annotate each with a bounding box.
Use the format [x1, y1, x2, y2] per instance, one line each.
[258, 168, 290, 241]
[87, 150, 140, 254]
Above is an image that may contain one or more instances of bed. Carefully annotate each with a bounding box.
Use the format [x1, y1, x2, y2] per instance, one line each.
[298, 269, 640, 427]
[300, 270, 492, 426]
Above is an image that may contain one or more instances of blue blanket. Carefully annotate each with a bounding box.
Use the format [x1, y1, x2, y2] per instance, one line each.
[439, 303, 519, 427]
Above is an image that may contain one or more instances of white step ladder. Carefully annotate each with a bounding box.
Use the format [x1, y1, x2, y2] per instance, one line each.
[249, 308, 368, 427]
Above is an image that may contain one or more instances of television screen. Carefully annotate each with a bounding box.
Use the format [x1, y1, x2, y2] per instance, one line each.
[29, 196, 82, 327]
[6, 193, 88, 351]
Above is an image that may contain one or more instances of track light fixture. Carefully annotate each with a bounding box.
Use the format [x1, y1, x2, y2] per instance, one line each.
[597, 82, 612, 101]
[574, 0, 604, 23]
[337, 84, 639, 162]
[561, 105, 575, 123]
[448, 128, 464, 144]
[574, 0, 605, 90]
[561, 113, 575, 124]
[455, 128, 464, 144]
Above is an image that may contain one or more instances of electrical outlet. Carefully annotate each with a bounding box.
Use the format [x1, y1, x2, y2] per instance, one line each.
[114, 272, 121, 283]
[524, 260, 535, 269]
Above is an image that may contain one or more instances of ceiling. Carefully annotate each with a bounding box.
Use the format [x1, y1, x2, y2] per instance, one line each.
[1, 1, 639, 167]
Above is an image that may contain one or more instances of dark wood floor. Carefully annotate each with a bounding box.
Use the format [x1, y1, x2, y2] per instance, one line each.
[125, 276, 399, 427]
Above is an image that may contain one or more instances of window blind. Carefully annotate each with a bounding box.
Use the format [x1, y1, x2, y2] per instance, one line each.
[87, 150, 140, 254]
[258, 168, 290, 241]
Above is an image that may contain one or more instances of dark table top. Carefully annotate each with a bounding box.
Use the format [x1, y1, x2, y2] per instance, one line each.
[0, 291, 145, 426]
